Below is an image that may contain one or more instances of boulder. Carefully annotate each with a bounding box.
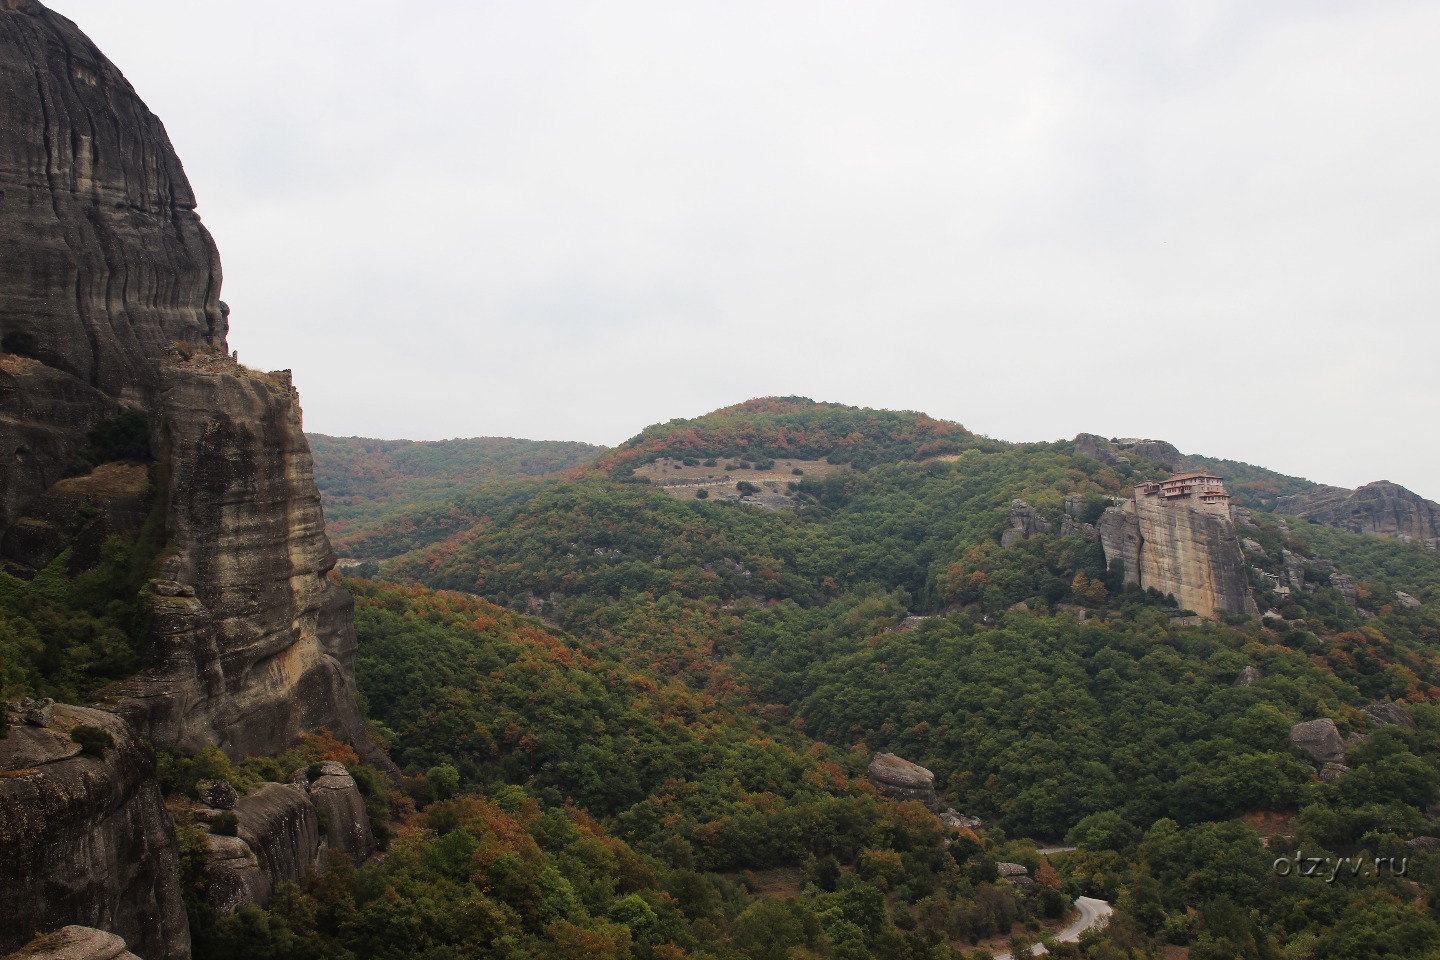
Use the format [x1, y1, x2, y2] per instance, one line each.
[1406, 837, 1440, 855]
[1289, 719, 1346, 766]
[867, 753, 939, 811]
[1364, 702, 1417, 731]
[2, 926, 141, 960]
[200, 834, 265, 915]
[1319, 762, 1351, 783]
[1396, 592, 1423, 611]
[198, 779, 239, 810]
[1241, 538, 1266, 556]
[939, 809, 983, 831]
[232, 783, 322, 905]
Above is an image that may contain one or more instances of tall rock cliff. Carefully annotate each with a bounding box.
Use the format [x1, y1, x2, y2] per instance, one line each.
[0, 0, 224, 535]
[1100, 488, 1259, 620]
[0, 3, 378, 955]
[1274, 480, 1440, 552]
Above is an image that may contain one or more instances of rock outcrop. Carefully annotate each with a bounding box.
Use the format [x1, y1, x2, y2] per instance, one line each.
[1290, 719, 1346, 767]
[233, 783, 321, 904]
[2, 926, 142, 960]
[111, 362, 372, 760]
[290, 761, 374, 863]
[867, 753, 940, 810]
[200, 766, 372, 915]
[1233, 666, 1263, 688]
[1099, 490, 1258, 619]
[1275, 481, 1440, 552]
[1074, 434, 1182, 469]
[1000, 499, 1052, 547]
[0, 704, 188, 960]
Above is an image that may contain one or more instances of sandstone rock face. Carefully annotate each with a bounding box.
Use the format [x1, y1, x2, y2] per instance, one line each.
[1290, 719, 1345, 766]
[1, 462, 150, 573]
[233, 783, 321, 904]
[0, 704, 188, 960]
[1275, 481, 1440, 551]
[0, 2, 224, 534]
[1396, 592, 1423, 611]
[1330, 573, 1359, 607]
[867, 753, 939, 810]
[199, 834, 265, 916]
[1099, 495, 1258, 619]
[2, 926, 142, 960]
[1000, 499, 1052, 548]
[1280, 550, 1308, 593]
[112, 363, 371, 760]
[290, 761, 374, 862]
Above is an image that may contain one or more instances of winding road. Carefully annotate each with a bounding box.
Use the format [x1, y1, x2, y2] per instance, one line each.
[993, 896, 1112, 959]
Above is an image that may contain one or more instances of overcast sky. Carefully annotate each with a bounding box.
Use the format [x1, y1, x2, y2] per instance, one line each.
[52, 1, 1440, 496]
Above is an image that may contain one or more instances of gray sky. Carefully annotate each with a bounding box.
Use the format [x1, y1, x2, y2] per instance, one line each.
[53, 1, 1440, 496]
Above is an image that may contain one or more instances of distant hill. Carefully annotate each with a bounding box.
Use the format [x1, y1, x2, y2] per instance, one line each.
[307, 434, 605, 547]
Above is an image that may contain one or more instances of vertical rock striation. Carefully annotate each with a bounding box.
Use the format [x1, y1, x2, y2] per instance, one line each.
[112, 361, 371, 760]
[0, 0, 224, 534]
[1100, 489, 1258, 620]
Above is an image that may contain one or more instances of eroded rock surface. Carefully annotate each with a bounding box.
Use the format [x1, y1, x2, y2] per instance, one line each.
[1365, 702, 1416, 731]
[0, 2, 384, 952]
[112, 364, 371, 760]
[0, 704, 187, 960]
[1275, 481, 1440, 551]
[2, 926, 141, 960]
[0, 1, 224, 535]
[232, 783, 321, 906]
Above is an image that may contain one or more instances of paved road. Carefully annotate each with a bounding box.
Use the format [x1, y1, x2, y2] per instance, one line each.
[1036, 846, 1078, 855]
[993, 896, 1112, 959]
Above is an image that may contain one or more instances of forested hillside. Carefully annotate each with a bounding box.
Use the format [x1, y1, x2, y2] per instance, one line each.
[307, 434, 604, 549]
[273, 398, 1440, 958]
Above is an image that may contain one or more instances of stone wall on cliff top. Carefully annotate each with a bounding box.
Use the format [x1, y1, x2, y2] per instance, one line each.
[1275, 480, 1440, 551]
[1100, 495, 1259, 620]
